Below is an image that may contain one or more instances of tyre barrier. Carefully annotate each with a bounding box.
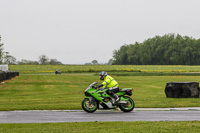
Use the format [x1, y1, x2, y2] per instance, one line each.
[0, 71, 19, 82]
[165, 82, 200, 98]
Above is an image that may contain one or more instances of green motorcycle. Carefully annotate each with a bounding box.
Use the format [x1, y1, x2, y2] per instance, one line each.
[82, 82, 135, 113]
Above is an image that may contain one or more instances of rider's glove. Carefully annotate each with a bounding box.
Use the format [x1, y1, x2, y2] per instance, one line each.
[97, 84, 103, 88]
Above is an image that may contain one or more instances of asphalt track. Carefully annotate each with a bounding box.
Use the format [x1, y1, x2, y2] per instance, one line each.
[0, 108, 200, 123]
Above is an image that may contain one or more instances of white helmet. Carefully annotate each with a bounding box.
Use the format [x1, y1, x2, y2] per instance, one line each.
[99, 71, 107, 80]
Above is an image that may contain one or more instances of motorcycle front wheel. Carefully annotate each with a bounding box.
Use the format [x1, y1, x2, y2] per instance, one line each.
[82, 98, 98, 113]
[119, 96, 135, 112]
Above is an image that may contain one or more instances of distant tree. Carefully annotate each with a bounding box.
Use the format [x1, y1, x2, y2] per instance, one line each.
[0, 36, 17, 64]
[113, 45, 129, 65]
[38, 55, 49, 64]
[49, 59, 62, 65]
[3, 52, 17, 64]
[84, 63, 92, 65]
[18, 57, 62, 65]
[92, 60, 98, 65]
[107, 59, 113, 65]
[18, 59, 39, 65]
[0, 35, 4, 64]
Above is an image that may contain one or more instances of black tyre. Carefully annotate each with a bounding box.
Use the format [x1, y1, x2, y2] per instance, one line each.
[119, 97, 135, 112]
[82, 98, 98, 113]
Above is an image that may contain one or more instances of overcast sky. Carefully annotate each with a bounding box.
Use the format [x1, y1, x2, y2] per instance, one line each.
[0, 0, 200, 64]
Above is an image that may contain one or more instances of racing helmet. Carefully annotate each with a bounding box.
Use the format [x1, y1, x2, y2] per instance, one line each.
[99, 71, 108, 80]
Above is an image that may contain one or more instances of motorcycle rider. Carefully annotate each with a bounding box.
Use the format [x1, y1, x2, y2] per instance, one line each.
[97, 71, 120, 104]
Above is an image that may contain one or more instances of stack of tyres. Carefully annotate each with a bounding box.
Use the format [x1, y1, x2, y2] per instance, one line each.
[165, 82, 199, 98]
[0, 71, 19, 82]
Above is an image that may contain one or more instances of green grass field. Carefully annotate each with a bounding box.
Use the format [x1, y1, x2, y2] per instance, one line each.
[1, 74, 200, 110]
[0, 121, 200, 133]
[8, 65, 200, 73]
[1, 65, 200, 132]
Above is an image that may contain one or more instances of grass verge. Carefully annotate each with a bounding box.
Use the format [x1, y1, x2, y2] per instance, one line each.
[0, 121, 200, 133]
[97, 72, 200, 76]
[8, 65, 200, 74]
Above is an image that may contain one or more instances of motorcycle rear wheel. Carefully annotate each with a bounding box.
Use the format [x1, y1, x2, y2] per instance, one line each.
[82, 98, 98, 113]
[119, 96, 135, 112]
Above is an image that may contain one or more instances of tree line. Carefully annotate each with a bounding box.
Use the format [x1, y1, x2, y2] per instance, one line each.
[18, 55, 63, 65]
[84, 59, 113, 65]
[0, 36, 63, 65]
[112, 33, 200, 65]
